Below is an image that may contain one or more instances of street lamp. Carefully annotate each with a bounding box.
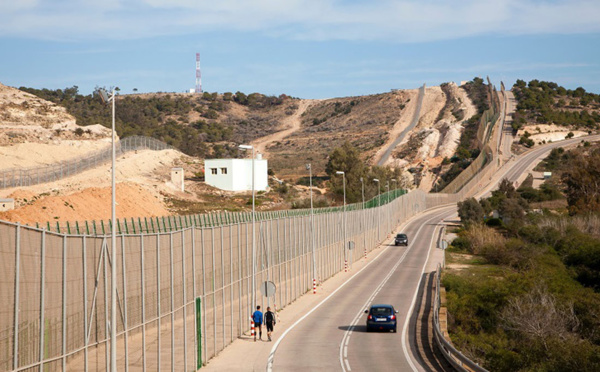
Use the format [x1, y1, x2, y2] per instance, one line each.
[373, 178, 381, 240]
[336, 171, 347, 271]
[391, 179, 397, 227]
[360, 177, 366, 260]
[307, 164, 317, 293]
[99, 88, 117, 372]
[239, 144, 256, 313]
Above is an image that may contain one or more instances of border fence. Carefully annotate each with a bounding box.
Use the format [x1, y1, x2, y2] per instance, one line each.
[0, 189, 427, 371]
[34, 189, 407, 235]
[0, 136, 172, 190]
[0, 81, 508, 371]
[440, 78, 502, 194]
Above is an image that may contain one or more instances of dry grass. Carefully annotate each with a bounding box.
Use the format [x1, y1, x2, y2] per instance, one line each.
[537, 214, 600, 238]
[463, 224, 506, 255]
[268, 92, 409, 179]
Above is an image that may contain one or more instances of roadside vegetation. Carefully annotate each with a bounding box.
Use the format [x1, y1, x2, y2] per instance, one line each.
[445, 142, 600, 371]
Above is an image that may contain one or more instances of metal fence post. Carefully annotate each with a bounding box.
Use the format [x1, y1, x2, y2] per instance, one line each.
[62, 236, 67, 371]
[157, 234, 161, 370]
[121, 236, 129, 371]
[191, 228, 198, 369]
[13, 224, 21, 370]
[181, 230, 188, 371]
[169, 232, 175, 372]
[195, 297, 202, 369]
[140, 236, 146, 372]
[83, 236, 88, 372]
[39, 230, 46, 368]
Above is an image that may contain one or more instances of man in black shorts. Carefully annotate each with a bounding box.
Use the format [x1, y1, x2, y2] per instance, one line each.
[265, 306, 276, 341]
[252, 306, 263, 341]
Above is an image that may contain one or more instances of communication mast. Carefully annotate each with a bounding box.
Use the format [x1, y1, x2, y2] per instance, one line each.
[195, 53, 202, 94]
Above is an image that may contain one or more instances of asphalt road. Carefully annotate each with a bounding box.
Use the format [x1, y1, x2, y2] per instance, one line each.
[268, 206, 455, 371]
[267, 133, 600, 372]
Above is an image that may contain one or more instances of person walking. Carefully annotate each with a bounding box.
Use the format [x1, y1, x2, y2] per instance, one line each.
[265, 306, 276, 341]
[252, 305, 263, 341]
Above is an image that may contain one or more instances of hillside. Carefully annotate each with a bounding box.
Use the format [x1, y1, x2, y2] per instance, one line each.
[0, 82, 110, 145]
[2, 80, 480, 225]
[512, 80, 600, 150]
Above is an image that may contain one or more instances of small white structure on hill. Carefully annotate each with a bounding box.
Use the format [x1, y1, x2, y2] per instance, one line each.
[0, 198, 14, 212]
[204, 156, 268, 192]
[171, 168, 184, 192]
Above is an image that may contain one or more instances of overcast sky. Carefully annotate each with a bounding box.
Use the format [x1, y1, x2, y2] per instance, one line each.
[1, 0, 599, 98]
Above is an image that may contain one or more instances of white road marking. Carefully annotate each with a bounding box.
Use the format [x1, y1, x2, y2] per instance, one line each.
[266, 238, 393, 371]
[340, 211, 449, 371]
[401, 209, 455, 372]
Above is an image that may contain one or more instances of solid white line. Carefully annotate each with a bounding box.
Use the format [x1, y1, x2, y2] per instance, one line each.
[401, 209, 454, 372]
[340, 211, 450, 372]
[266, 239, 393, 371]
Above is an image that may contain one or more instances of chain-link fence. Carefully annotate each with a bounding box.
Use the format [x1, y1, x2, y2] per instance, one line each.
[0, 189, 428, 371]
[0, 136, 172, 190]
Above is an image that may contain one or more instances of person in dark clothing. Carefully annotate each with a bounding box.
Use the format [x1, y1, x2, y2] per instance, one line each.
[265, 306, 276, 341]
[252, 306, 263, 341]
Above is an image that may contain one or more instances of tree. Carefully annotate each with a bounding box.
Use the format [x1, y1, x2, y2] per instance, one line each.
[325, 141, 368, 203]
[561, 149, 600, 214]
[458, 198, 484, 225]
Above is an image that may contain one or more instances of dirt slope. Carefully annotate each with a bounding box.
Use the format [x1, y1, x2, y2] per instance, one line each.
[1, 81, 477, 225]
[253, 99, 315, 157]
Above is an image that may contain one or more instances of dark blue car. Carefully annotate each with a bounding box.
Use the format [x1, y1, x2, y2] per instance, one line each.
[365, 304, 398, 332]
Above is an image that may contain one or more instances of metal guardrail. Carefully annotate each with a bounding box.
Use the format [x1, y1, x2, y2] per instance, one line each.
[0, 136, 172, 189]
[433, 264, 489, 372]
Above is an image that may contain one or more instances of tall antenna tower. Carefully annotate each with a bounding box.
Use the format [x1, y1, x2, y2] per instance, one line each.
[195, 53, 202, 94]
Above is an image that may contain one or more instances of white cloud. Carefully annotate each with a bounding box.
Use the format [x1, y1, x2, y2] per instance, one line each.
[1, 0, 599, 42]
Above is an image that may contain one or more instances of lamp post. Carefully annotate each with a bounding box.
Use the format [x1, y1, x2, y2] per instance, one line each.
[336, 171, 347, 271]
[239, 144, 256, 312]
[307, 164, 316, 292]
[386, 181, 390, 233]
[391, 179, 397, 227]
[99, 88, 117, 372]
[373, 178, 380, 240]
[360, 177, 366, 260]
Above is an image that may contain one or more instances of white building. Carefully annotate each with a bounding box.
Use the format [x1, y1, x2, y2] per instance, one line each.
[204, 157, 268, 192]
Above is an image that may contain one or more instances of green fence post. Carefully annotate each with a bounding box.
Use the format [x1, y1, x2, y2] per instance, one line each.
[56, 221, 60, 233]
[196, 297, 202, 368]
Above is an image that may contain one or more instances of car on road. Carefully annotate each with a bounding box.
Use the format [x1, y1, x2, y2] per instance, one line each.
[394, 233, 408, 246]
[365, 304, 398, 332]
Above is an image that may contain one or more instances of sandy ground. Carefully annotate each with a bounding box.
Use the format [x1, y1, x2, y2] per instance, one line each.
[372, 89, 418, 166]
[517, 124, 588, 143]
[417, 86, 446, 130]
[0, 139, 112, 170]
[253, 100, 315, 157]
[0, 147, 190, 224]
